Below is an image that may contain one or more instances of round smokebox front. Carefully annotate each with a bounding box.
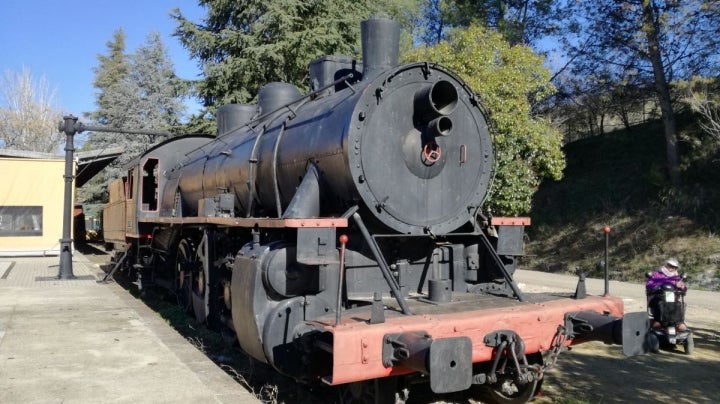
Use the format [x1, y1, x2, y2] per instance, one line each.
[348, 64, 493, 235]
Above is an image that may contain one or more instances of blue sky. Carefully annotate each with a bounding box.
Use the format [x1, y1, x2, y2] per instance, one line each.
[0, 0, 205, 118]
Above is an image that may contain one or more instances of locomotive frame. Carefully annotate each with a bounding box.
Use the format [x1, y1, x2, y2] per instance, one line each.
[100, 17, 646, 404]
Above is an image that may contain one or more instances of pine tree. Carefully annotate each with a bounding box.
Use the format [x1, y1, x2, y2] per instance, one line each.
[172, 0, 422, 132]
[80, 31, 186, 203]
[88, 29, 130, 127]
[125, 32, 187, 132]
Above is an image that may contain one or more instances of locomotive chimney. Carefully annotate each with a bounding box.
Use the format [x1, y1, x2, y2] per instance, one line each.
[361, 17, 400, 80]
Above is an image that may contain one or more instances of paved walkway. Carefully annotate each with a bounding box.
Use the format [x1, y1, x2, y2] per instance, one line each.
[0, 253, 259, 404]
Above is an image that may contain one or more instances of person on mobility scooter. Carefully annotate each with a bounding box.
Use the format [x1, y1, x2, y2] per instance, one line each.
[645, 258, 693, 354]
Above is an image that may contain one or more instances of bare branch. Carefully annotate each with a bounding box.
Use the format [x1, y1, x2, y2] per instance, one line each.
[0, 68, 64, 153]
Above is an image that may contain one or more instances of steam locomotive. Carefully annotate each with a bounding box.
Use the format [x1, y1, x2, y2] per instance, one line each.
[102, 18, 645, 403]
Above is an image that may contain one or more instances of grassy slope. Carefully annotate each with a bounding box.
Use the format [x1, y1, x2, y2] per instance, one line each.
[523, 114, 720, 290]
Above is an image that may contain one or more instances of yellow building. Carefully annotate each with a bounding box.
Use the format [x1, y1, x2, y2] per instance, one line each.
[0, 148, 121, 256]
[0, 155, 67, 256]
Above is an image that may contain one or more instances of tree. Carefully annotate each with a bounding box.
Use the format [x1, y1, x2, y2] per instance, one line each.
[80, 31, 186, 203]
[88, 29, 130, 127]
[0, 68, 64, 153]
[557, 0, 720, 187]
[122, 32, 187, 133]
[418, 0, 451, 45]
[404, 25, 565, 215]
[418, 0, 560, 46]
[681, 76, 720, 141]
[173, 0, 368, 107]
[172, 0, 422, 132]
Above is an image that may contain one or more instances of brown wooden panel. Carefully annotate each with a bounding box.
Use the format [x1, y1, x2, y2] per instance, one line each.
[102, 201, 126, 244]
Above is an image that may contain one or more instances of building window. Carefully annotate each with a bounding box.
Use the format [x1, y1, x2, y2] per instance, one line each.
[0, 206, 43, 236]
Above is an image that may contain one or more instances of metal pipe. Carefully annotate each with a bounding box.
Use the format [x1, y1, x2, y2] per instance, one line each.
[478, 232, 525, 302]
[271, 118, 290, 217]
[603, 226, 610, 296]
[566, 310, 622, 345]
[73, 123, 172, 137]
[351, 212, 411, 315]
[335, 234, 349, 326]
[57, 116, 77, 279]
[414, 80, 459, 123]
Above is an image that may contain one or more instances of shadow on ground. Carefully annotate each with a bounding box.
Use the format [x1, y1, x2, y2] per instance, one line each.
[537, 326, 720, 403]
[84, 242, 720, 404]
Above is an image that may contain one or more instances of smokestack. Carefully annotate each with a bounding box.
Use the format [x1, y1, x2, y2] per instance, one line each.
[361, 17, 400, 80]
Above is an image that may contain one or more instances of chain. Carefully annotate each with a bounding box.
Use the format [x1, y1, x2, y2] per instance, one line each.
[543, 325, 568, 370]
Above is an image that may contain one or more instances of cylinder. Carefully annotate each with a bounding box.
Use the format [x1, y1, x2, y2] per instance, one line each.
[428, 279, 452, 303]
[567, 310, 623, 345]
[427, 116, 453, 137]
[216, 104, 257, 136]
[414, 80, 459, 123]
[361, 17, 400, 79]
[258, 82, 302, 115]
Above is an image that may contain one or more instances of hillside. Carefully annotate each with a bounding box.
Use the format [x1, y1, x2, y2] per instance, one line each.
[523, 114, 720, 291]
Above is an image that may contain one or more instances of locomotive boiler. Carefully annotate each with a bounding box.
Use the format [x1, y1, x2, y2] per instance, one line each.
[102, 17, 646, 403]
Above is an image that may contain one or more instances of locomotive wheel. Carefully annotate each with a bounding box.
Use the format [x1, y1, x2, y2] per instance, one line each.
[175, 239, 194, 313]
[338, 377, 408, 404]
[191, 233, 210, 323]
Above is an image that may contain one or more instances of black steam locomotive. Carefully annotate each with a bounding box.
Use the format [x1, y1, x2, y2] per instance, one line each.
[102, 18, 644, 403]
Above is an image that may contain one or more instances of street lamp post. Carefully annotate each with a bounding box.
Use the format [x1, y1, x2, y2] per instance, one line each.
[58, 115, 79, 279]
[55, 116, 172, 279]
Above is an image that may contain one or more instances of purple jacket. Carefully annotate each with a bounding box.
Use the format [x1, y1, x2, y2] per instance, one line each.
[645, 270, 684, 292]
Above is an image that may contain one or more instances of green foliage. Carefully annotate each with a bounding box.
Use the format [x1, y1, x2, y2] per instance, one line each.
[559, 0, 720, 81]
[172, 0, 422, 132]
[88, 29, 130, 125]
[556, 0, 720, 187]
[123, 32, 187, 131]
[80, 31, 186, 204]
[403, 25, 565, 215]
[678, 75, 720, 141]
[526, 115, 720, 288]
[173, 1, 366, 106]
[418, 0, 560, 46]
